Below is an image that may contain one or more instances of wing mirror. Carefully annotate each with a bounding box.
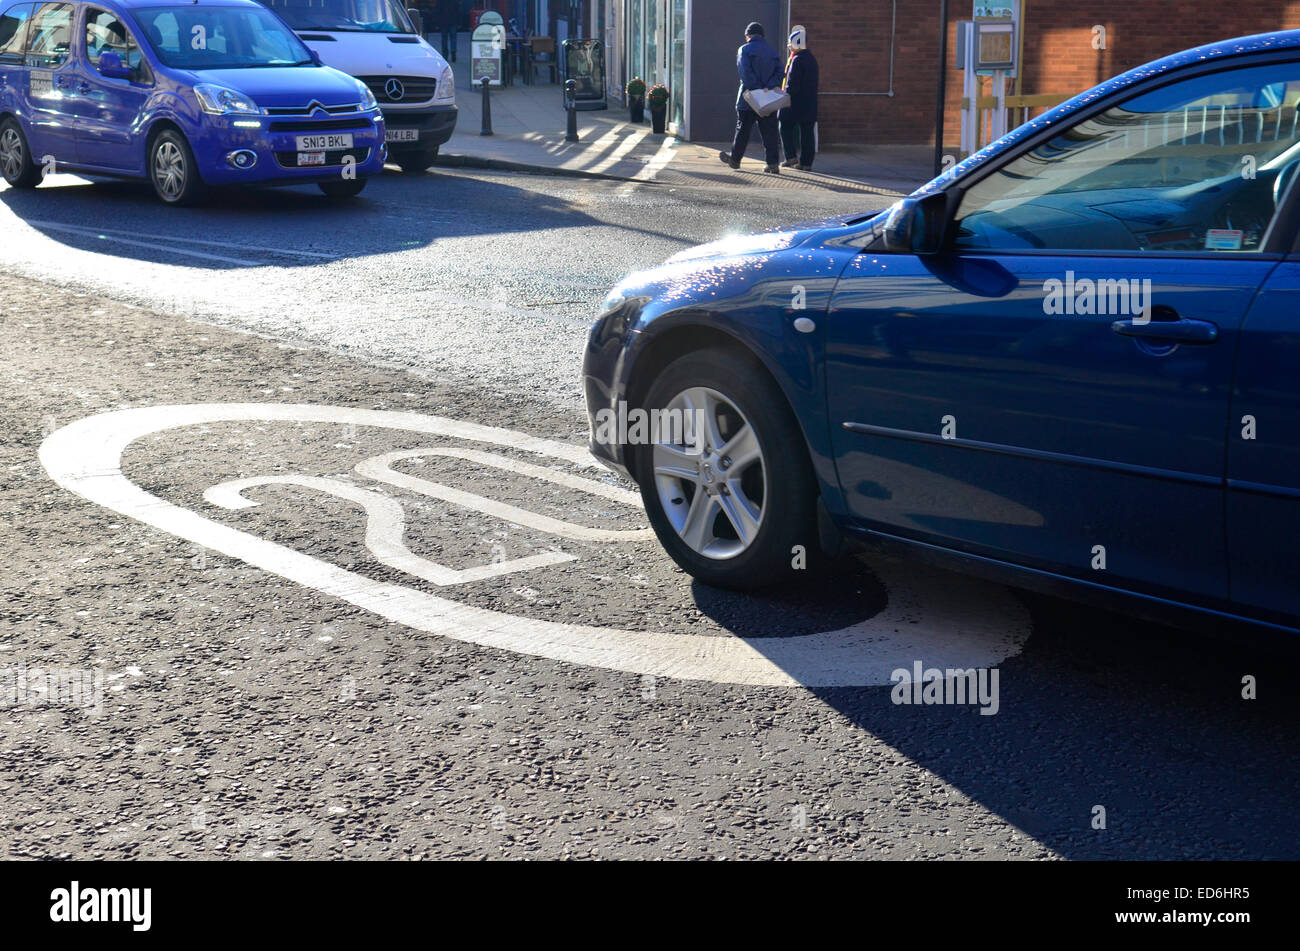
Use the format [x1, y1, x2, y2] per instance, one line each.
[882, 192, 954, 255]
[96, 51, 132, 80]
[406, 8, 424, 35]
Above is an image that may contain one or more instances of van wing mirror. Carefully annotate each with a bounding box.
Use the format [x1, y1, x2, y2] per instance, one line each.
[407, 8, 424, 35]
[96, 51, 132, 80]
[882, 192, 954, 255]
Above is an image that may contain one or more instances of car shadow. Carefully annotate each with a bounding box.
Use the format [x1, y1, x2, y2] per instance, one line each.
[691, 555, 1300, 859]
[0, 168, 669, 270]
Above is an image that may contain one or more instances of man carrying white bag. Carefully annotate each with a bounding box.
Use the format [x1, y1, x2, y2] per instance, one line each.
[719, 22, 787, 175]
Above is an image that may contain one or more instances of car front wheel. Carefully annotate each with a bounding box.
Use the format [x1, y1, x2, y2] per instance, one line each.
[319, 179, 367, 198]
[149, 129, 208, 206]
[396, 146, 439, 174]
[635, 348, 819, 590]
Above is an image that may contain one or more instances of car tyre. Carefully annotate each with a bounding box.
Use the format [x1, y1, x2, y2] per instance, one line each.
[318, 178, 367, 198]
[0, 118, 43, 189]
[396, 146, 439, 174]
[635, 348, 820, 590]
[149, 129, 208, 206]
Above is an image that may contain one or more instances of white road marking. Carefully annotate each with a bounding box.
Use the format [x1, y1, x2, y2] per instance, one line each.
[355, 447, 653, 542]
[24, 220, 261, 266]
[27, 219, 337, 259]
[586, 129, 651, 175]
[205, 473, 575, 585]
[633, 135, 680, 182]
[40, 403, 1031, 687]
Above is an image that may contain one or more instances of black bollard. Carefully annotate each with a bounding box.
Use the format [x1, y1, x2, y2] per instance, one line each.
[480, 76, 493, 136]
[564, 79, 579, 143]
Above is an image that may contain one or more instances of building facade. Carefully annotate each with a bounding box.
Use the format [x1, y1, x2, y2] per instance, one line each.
[601, 1, 1300, 148]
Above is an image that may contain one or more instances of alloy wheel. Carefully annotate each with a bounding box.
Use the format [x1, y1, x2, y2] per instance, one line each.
[651, 386, 766, 560]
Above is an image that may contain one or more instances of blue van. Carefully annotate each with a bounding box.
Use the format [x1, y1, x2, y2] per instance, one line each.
[0, 0, 387, 203]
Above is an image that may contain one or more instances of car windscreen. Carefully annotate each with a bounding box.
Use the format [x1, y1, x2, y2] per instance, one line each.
[258, 0, 415, 34]
[131, 4, 314, 68]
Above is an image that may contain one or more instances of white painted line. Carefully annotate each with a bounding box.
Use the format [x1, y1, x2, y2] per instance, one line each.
[40, 403, 1030, 687]
[356, 447, 653, 542]
[633, 135, 680, 182]
[205, 473, 575, 585]
[25, 220, 261, 266]
[586, 129, 651, 175]
[27, 219, 336, 260]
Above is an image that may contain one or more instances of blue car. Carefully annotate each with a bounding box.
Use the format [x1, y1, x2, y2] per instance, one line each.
[0, 0, 386, 203]
[585, 30, 1300, 635]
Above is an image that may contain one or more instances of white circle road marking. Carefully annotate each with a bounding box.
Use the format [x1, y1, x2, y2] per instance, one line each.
[38, 403, 1031, 687]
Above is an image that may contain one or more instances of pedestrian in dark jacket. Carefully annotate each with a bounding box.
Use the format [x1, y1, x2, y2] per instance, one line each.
[779, 26, 819, 170]
[718, 22, 784, 174]
[435, 0, 459, 61]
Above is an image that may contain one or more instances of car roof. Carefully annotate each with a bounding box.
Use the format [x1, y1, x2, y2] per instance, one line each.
[918, 29, 1300, 196]
[105, 0, 266, 9]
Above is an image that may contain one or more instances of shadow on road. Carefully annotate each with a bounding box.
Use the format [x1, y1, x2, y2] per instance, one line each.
[0, 169, 653, 270]
[693, 557, 1300, 860]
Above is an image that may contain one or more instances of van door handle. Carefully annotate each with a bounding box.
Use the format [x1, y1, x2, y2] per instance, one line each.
[76, 81, 90, 94]
[1111, 316, 1219, 344]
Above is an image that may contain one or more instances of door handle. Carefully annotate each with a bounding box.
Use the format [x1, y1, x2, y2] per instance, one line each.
[76, 81, 90, 94]
[1111, 316, 1218, 344]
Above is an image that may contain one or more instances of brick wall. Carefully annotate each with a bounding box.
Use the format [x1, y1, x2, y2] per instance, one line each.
[790, 0, 1300, 148]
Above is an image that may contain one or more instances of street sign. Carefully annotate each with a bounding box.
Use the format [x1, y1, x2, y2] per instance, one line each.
[471, 22, 504, 86]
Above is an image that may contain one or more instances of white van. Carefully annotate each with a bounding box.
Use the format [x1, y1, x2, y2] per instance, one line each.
[259, 0, 456, 173]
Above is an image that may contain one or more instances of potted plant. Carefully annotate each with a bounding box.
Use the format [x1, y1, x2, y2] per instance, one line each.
[647, 84, 669, 133]
[625, 78, 646, 123]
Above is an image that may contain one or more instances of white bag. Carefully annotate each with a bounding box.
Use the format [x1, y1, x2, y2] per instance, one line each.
[744, 87, 791, 116]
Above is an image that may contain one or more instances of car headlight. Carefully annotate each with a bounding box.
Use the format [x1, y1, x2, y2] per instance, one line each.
[356, 80, 378, 111]
[193, 83, 263, 116]
[435, 65, 455, 102]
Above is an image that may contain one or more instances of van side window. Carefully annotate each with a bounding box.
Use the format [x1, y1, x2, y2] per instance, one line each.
[24, 1, 71, 68]
[85, 7, 147, 80]
[0, 2, 33, 63]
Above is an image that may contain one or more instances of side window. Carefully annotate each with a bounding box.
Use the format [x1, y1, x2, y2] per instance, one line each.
[24, 1, 71, 68]
[0, 2, 33, 64]
[85, 7, 146, 80]
[954, 62, 1300, 254]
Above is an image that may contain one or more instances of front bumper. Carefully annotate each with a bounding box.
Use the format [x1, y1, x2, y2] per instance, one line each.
[190, 110, 388, 185]
[582, 298, 643, 480]
[380, 103, 458, 153]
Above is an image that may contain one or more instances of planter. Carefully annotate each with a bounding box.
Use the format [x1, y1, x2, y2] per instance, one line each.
[650, 106, 666, 134]
[629, 98, 644, 123]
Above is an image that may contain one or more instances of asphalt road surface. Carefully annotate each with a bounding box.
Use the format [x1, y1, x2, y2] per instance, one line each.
[1, 168, 1298, 860]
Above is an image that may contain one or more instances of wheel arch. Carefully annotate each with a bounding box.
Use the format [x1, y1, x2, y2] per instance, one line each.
[624, 321, 825, 493]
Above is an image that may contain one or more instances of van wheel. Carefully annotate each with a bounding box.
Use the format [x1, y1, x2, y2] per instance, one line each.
[0, 118, 42, 188]
[634, 348, 820, 590]
[396, 147, 439, 174]
[319, 179, 367, 198]
[149, 129, 208, 206]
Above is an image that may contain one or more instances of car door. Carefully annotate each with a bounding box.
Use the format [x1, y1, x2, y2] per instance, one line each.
[825, 58, 1300, 606]
[1226, 252, 1300, 625]
[77, 5, 150, 172]
[20, 1, 78, 164]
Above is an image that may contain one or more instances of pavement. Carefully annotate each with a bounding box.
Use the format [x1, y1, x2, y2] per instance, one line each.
[433, 33, 931, 198]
